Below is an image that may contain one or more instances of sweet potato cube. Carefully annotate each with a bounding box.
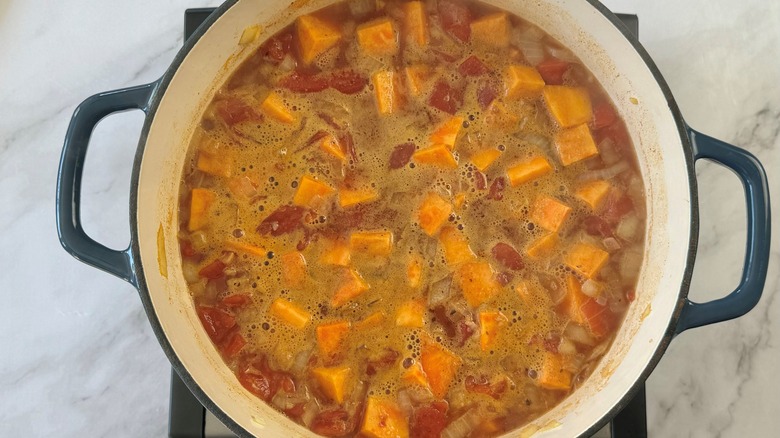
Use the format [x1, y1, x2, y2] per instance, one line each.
[396, 300, 425, 328]
[470, 12, 510, 47]
[506, 156, 552, 186]
[320, 134, 346, 161]
[225, 240, 267, 258]
[401, 1, 428, 46]
[470, 148, 502, 172]
[280, 251, 307, 289]
[576, 180, 611, 209]
[538, 352, 572, 391]
[455, 261, 500, 308]
[407, 256, 423, 288]
[297, 14, 342, 64]
[355, 311, 385, 330]
[188, 188, 215, 231]
[420, 341, 462, 399]
[543, 86, 593, 128]
[453, 192, 466, 210]
[525, 233, 558, 259]
[401, 362, 429, 388]
[331, 268, 370, 308]
[417, 192, 452, 236]
[505, 65, 546, 99]
[405, 65, 432, 97]
[320, 239, 351, 266]
[269, 298, 311, 329]
[339, 188, 379, 208]
[197, 149, 233, 178]
[430, 116, 463, 149]
[260, 92, 295, 124]
[293, 175, 333, 207]
[360, 397, 409, 438]
[316, 320, 351, 360]
[563, 275, 610, 337]
[565, 243, 609, 279]
[357, 17, 398, 56]
[479, 311, 506, 351]
[412, 145, 458, 168]
[350, 231, 393, 256]
[439, 226, 476, 266]
[372, 70, 404, 115]
[530, 196, 571, 232]
[555, 123, 599, 166]
[312, 366, 352, 404]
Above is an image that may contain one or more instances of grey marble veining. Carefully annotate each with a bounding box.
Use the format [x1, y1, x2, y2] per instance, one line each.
[0, 0, 777, 436]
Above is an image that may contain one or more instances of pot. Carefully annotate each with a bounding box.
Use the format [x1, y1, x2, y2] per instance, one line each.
[56, 0, 771, 436]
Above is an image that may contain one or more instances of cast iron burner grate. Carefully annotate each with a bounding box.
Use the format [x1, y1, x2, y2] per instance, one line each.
[169, 8, 646, 438]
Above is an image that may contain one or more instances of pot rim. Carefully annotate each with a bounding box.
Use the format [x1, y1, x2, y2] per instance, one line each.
[128, 1, 699, 436]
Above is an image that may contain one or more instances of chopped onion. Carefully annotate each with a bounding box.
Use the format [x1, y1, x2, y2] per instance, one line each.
[278, 54, 296, 72]
[291, 349, 312, 374]
[182, 261, 200, 284]
[512, 27, 545, 66]
[536, 273, 565, 305]
[428, 275, 453, 306]
[596, 294, 608, 306]
[563, 352, 585, 372]
[581, 279, 602, 298]
[189, 231, 209, 253]
[547, 46, 580, 63]
[300, 399, 320, 428]
[219, 251, 237, 265]
[619, 249, 643, 280]
[564, 323, 596, 346]
[396, 389, 414, 417]
[588, 341, 610, 361]
[603, 237, 621, 252]
[442, 409, 481, 438]
[577, 161, 630, 181]
[598, 138, 621, 165]
[348, 0, 374, 17]
[616, 214, 640, 242]
[558, 337, 577, 356]
[609, 299, 629, 314]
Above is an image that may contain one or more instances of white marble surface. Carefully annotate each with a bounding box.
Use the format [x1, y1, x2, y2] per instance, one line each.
[0, 0, 777, 436]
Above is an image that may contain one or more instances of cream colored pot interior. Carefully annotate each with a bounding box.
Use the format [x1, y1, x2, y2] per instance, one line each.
[136, 0, 691, 436]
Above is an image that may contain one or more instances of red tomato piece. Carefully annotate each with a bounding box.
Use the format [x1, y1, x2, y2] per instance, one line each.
[260, 31, 293, 63]
[257, 205, 309, 236]
[411, 401, 449, 438]
[284, 402, 307, 419]
[438, 0, 472, 42]
[536, 58, 570, 85]
[474, 171, 487, 190]
[464, 375, 508, 400]
[389, 142, 416, 169]
[458, 55, 489, 76]
[495, 271, 514, 286]
[583, 215, 614, 238]
[602, 193, 634, 225]
[221, 294, 251, 308]
[280, 71, 330, 93]
[221, 332, 246, 358]
[329, 70, 368, 94]
[238, 367, 274, 401]
[491, 242, 524, 271]
[456, 320, 475, 347]
[311, 409, 352, 437]
[216, 98, 263, 126]
[179, 239, 198, 258]
[199, 260, 226, 279]
[592, 102, 617, 129]
[487, 176, 506, 201]
[197, 306, 236, 343]
[428, 81, 464, 114]
[476, 83, 498, 110]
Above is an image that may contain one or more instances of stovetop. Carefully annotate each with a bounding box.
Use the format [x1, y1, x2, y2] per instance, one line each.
[169, 8, 645, 438]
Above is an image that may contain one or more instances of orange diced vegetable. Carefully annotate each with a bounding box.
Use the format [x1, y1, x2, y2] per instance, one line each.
[412, 145, 458, 168]
[407, 256, 423, 288]
[538, 352, 572, 390]
[555, 123, 599, 166]
[439, 226, 476, 266]
[504, 65, 545, 99]
[506, 156, 552, 186]
[357, 17, 398, 56]
[293, 175, 334, 207]
[470, 12, 510, 47]
[320, 239, 351, 266]
[316, 320, 351, 360]
[479, 311, 506, 351]
[331, 268, 370, 307]
[226, 240, 266, 258]
[470, 148, 501, 172]
[543, 86, 593, 128]
[350, 231, 393, 256]
[405, 65, 432, 97]
[420, 341, 462, 399]
[360, 396, 409, 438]
[372, 70, 404, 115]
[297, 14, 342, 64]
[530, 196, 571, 232]
[417, 192, 453, 236]
[260, 92, 295, 123]
[188, 188, 215, 231]
[563, 275, 610, 337]
[401, 362, 430, 389]
[565, 243, 609, 279]
[269, 298, 311, 329]
[430, 116, 463, 149]
[320, 134, 346, 161]
[355, 311, 386, 330]
[525, 233, 558, 259]
[280, 251, 307, 289]
[455, 261, 500, 308]
[395, 300, 425, 327]
[339, 187, 379, 208]
[576, 180, 611, 209]
[453, 192, 466, 210]
[197, 150, 233, 178]
[311, 366, 352, 404]
[401, 1, 428, 46]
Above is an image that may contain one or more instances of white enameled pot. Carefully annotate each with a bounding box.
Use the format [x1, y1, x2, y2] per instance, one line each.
[57, 0, 771, 436]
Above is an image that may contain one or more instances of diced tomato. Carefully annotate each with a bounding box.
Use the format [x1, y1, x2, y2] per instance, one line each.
[491, 242, 524, 271]
[433, 305, 457, 338]
[474, 171, 487, 190]
[536, 58, 570, 85]
[476, 83, 498, 110]
[389, 142, 416, 169]
[311, 409, 352, 437]
[199, 260, 226, 279]
[411, 401, 448, 438]
[464, 375, 508, 400]
[284, 402, 307, 419]
[458, 55, 489, 76]
[487, 176, 506, 201]
[221, 294, 251, 308]
[280, 71, 330, 93]
[179, 239, 198, 258]
[366, 348, 400, 375]
[602, 193, 634, 225]
[238, 355, 296, 401]
[197, 306, 236, 343]
[592, 102, 617, 129]
[221, 332, 246, 358]
[238, 369, 273, 401]
[260, 31, 293, 63]
[257, 205, 309, 236]
[438, 0, 472, 42]
[456, 320, 474, 347]
[216, 98, 263, 126]
[428, 81, 463, 114]
[495, 271, 514, 286]
[583, 215, 614, 238]
[594, 122, 632, 154]
[329, 69, 368, 94]
[529, 332, 560, 353]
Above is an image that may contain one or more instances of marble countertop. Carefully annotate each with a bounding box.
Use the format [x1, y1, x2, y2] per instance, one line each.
[1, 0, 777, 436]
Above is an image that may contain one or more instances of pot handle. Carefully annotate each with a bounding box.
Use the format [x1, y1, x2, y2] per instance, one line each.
[56, 82, 157, 287]
[675, 127, 771, 334]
